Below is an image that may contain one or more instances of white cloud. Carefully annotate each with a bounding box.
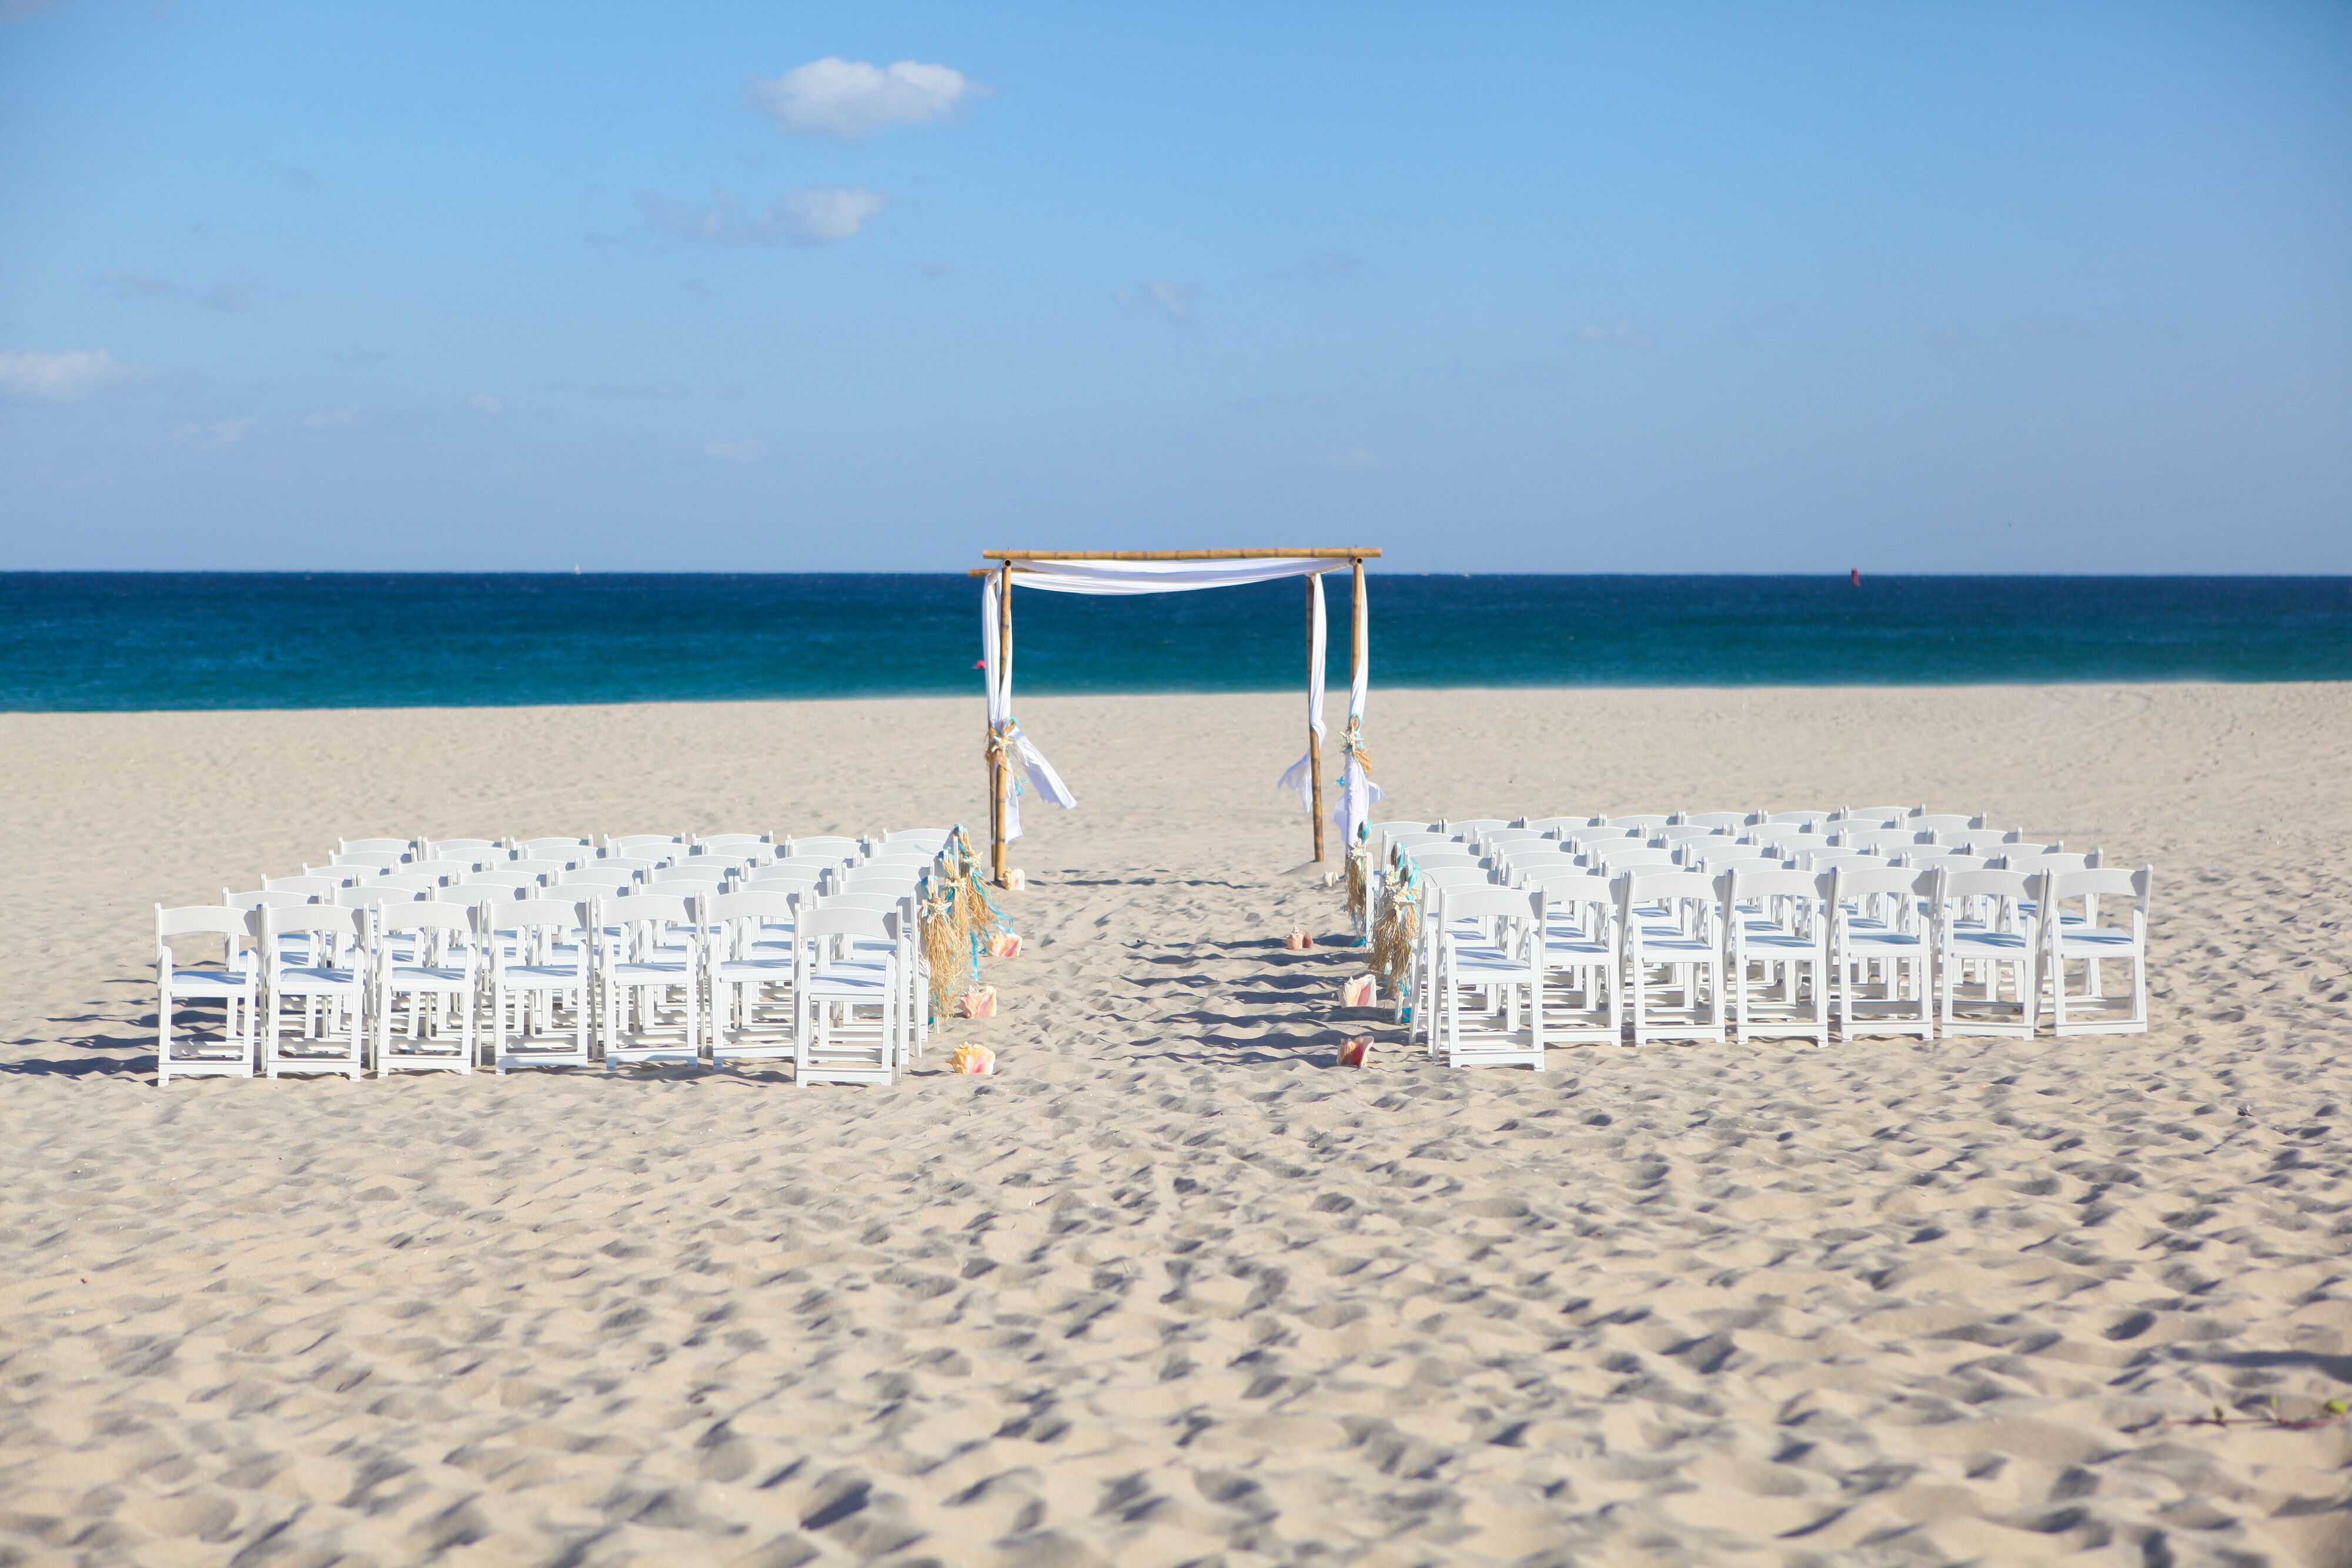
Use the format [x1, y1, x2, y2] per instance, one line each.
[1115, 281, 1198, 323]
[643, 188, 888, 246]
[1324, 446, 1378, 469]
[704, 439, 764, 462]
[1, 0, 59, 21]
[0, 347, 145, 402]
[1912, 323, 1965, 345]
[1574, 319, 1654, 347]
[467, 392, 503, 414]
[172, 417, 256, 448]
[753, 57, 975, 138]
[777, 188, 888, 243]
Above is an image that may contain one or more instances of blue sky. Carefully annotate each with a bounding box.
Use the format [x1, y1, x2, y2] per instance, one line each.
[2, 1, 2346, 572]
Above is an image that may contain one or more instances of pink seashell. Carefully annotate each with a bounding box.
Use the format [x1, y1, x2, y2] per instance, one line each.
[949, 1042, 996, 1075]
[1285, 928, 1314, 951]
[1341, 974, 1375, 1008]
[954, 987, 997, 1018]
[1338, 1037, 1373, 1067]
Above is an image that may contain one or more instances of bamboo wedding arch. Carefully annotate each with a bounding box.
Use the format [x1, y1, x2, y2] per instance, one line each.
[970, 548, 1382, 884]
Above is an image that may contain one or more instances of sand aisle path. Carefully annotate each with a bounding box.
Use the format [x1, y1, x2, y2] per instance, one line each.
[1, 685, 2348, 1567]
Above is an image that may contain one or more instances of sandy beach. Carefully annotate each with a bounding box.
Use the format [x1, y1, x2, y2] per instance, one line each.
[2, 681, 2348, 1567]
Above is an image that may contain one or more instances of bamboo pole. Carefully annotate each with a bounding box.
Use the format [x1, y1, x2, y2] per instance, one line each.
[993, 563, 1013, 886]
[1308, 574, 1325, 862]
[1349, 556, 1367, 850]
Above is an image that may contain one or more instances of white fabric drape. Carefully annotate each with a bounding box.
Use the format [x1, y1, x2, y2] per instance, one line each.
[1335, 574, 1385, 847]
[1275, 573, 1326, 812]
[1002, 556, 1339, 596]
[981, 574, 1077, 842]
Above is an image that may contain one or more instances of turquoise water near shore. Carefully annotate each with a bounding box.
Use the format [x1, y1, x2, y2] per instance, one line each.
[2, 573, 2346, 711]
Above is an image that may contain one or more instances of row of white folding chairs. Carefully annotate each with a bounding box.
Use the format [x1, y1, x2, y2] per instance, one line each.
[1389, 857, 2150, 1070]
[156, 887, 928, 1086]
[158, 828, 956, 1085]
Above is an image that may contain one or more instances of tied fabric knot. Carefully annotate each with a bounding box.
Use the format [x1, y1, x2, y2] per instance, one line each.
[1338, 717, 1374, 780]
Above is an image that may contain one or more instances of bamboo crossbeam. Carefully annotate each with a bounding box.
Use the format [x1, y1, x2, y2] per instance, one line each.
[981, 547, 1380, 561]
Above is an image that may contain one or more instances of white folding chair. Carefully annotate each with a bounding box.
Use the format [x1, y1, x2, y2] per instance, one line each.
[372, 902, 480, 1074]
[794, 905, 902, 1085]
[823, 891, 927, 1064]
[513, 836, 593, 858]
[704, 889, 803, 1067]
[1827, 866, 1936, 1041]
[1718, 868, 1829, 1047]
[1596, 814, 1672, 834]
[489, 898, 594, 1072]
[598, 891, 702, 1069]
[1834, 805, 1923, 829]
[1616, 870, 1726, 1046]
[606, 834, 687, 861]
[2041, 867, 2151, 1035]
[1431, 885, 1546, 1069]
[261, 904, 367, 1079]
[1931, 869, 2038, 1038]
[1675, 811, 1750, 831]
[339, 837, 415, 858]
[156, 905, 259, 1084]
[1520, 871, 1619, 1045]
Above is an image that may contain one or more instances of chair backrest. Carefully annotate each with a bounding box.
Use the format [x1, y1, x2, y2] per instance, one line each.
[505, 897, 591, 934]
[1675, 811, 1749, 831]
[1835, 805, 1922, 827]
[423, 837, 502, 857]
[374, 900, 476, 938]
[264, 902, 365, 944]
[562, 867, 643, 894]
[1830, 828, 1922, 854]
[1658, 824, 1729, 844]
[1757, 808, 1830, 826]
[1598, 814, 1671, 832]
[331, 848, 410, 870]
[1440, 818, 1509, 837]
[1384, 831, 1452, 858]
[2042, 866, 2150, 907]
[1795, 850, 1883, 872]
[607, 834, 686, 856]
[461, 871, 544, 894]
[785, 835, 863, 861]
[1999, 851, 2094, 876]
[1726, 863, 1829, 895]
[1519, 816, 1592, 835]
[426, 853, 500, 874]
[651, 863, 730, 887]
[335, 882, 425, 908]
[1418, 866, 1496, 895]
[1476, 828, 1548, 850]
[1564, 826, 1643, 851]
[1897, 852, 1992, 874]
[1524, 870, 1613, 913]
[1743, 824, 1819, 847]
[514, 836, 592, 856]
[825, 891, 917, 921]
[1591, 847, 1677, 872]
[1687, 847, 1780, 874]
[300, 865, 380, 887]
[1910, 814, 1983, 834]
[226, 887, 318, 912]
[697, 833, 774, 852]
[1829, 865, 1936, 904]
[1440, 885, 1544, 924]
[263, 874, 343, 897]
[606, 890, 697, 931]
[842, 867, 922, 892]
[1404, 850, 1484, 872]
[339, 837, 414, 855]
[446, 884, 524, 912]
[701, 888, 802, 925]
[506, 858, 574, 881]
[798, 904, 898, 941]
[1936, 868, 2034, 904]
[158, 904, 253, 944]
[1616, 870, 1719, 921]
[744, 864, 826, 893]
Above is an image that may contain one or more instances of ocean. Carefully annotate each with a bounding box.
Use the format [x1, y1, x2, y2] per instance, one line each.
[2, 573, 2346, 711]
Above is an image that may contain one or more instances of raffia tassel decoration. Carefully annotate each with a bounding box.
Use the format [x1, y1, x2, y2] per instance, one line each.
[920, 882, 973, 1017]
[1369, 865, 1421, 999]
[1345, 844, 1369, 937]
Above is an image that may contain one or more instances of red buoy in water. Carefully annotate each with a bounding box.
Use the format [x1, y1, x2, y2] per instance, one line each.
[1850, 568, 1861, 587]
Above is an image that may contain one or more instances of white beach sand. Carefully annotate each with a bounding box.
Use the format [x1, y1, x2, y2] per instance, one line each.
[2, 683, 2348, 1567]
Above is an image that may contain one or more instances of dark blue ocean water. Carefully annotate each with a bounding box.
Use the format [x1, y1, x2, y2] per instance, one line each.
[2, 573, 2346, 711]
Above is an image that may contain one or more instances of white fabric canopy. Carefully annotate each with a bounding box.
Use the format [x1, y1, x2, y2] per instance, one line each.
[1003, 556, 1340, 596]
[1334, 574, 1385, 845]
[981, 556, 1369, 845]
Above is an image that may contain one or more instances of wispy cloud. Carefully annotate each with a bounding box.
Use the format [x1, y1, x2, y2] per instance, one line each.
[1733, 305, 1796, 342]
[172, 417, 256, 448]
[1324, 446, 1378, 469]
[704, 439, 763, 462]
[1912, 322, 1966, 345]
[753, 58, 977, 138]
[467, 392, 503, 414]
[2014, 317, 2093, 341]
[0, 347, 145, 402]
[301, 409, 358, 429]
[1308, 251, 1363, 279]
[1115, 281, 1198, 323]
[1574, 319, 1654, 347]
[94, 270, 264, 312]
[643, 188, 888, 246]
[1, 0, 59, 22]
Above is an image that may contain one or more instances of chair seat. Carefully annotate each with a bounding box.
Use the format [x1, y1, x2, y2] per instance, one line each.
[168, 967, 253, 994]
[2055, 929, 2138, 955]
[1738, 928, 1816, 951]
[610, 961, 690, 981]
[1841, 931, 1922, 951]
[805, 973, 888, 998]
[387, 964, 470, 988]
[1950, 931, 2030, 957]
[502, 965, 586, 987]
[275, 966, 360, 990]
[1542, 936, 1612, 959]
[1639, 936, 1716, 957]
[715, 958, 794, 981]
